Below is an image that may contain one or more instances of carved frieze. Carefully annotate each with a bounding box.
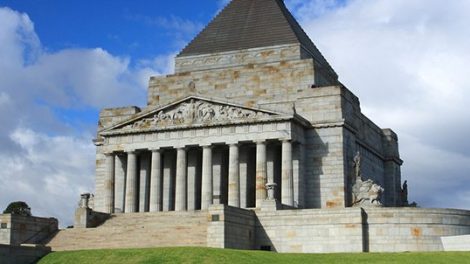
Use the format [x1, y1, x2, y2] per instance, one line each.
[122, 99, 272, 130]
[175, 44, 298, 70]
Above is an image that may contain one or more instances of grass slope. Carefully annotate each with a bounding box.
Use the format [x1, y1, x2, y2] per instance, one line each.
[38, 247, 470, 264]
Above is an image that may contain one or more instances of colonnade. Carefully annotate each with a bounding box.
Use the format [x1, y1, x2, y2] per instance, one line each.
[102, 140, 295, 214]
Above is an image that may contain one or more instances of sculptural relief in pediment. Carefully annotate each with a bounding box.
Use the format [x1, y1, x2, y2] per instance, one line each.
[121, 99, 273, 130]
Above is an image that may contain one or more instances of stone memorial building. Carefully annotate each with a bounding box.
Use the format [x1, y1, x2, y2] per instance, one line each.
[94, 0, 403, 215]
[43, 0, 470, 253]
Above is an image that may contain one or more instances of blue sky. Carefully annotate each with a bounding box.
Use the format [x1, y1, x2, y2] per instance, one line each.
[0, 0, 219, 60]
[1, 0, 469, 226]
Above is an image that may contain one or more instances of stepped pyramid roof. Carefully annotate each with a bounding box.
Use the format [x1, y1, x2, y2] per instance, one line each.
[178, 0, 334, 73]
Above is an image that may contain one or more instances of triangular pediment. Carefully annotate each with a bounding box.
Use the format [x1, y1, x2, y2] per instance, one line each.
[101, 96, 287, 135]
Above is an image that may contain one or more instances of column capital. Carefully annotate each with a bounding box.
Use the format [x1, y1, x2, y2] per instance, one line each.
[150, 148, 161, 152]
[103, 152, 115, 156]
[255, 140, 266, 145]
[201, 144, 213, 148]
[124, 149, 137, 154]
[175, 146, 187, 151]
[227, 141, 239, 147]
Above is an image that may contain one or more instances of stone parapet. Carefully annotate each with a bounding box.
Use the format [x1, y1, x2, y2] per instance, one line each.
[255, 208, 365, 253]
[0, 214, 58, 246]
[207, 205, 256, 250]
[364, 208, 470, 252]
[74, 208, 110, 229]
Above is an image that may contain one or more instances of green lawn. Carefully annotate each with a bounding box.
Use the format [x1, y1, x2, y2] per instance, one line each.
[38, 247, 470, 264]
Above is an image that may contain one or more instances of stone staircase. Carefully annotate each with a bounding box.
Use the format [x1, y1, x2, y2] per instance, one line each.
[46, 211, 209, 251]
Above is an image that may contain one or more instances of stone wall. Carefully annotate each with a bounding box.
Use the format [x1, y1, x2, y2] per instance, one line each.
[304, 127, 347, 209]
[254, 208, 365, 253]
[203, 207, 470, 253]
[338, 87, 402, 207]
[207, 205, 256, 250]
[74, 208, 110, 228]
[364, 208, 470, 252]
[148, 57, 315, 109]
[0, 245, 50, 264]
[0, 214, 58, 246]
[40, 207, 470, 253]
[441, 235, 470, 251]
[98, 107, 141, 134]
[0, 214, 11, 244]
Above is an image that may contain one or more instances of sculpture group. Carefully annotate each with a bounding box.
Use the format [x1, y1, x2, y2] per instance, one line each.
[351, 152, 385, 207]
[125, 99, 272, 130]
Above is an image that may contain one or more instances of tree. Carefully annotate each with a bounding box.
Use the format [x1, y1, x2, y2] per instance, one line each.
[3, 201, 32, 216]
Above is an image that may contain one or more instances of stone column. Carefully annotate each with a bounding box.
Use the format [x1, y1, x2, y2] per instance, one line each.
[187, 149, 198, 211]
[149, 149, 162, 212]
[282, 140, 294, 206]
[266, 146, 275, 184]
[175, 147, 187, 211]
[212, 148, 223, 205]
[104, 153, 115, 214]
[139, 153, 150, 212]
[125, 151, 137, 213]
[239, 146, 248, 208]
[293, 143, 305, 208]
[163, 151, 175, 211]
[201, 145, 212, 210]
[228, 143, 240, 207]
[255, 141, 267, 208]
[114, 154, 126, 213]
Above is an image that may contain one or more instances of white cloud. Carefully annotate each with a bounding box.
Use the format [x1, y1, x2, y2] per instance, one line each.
[0, 128, 94, 225]
[0, 7, 174, 226]
[293, 0, 470, 209]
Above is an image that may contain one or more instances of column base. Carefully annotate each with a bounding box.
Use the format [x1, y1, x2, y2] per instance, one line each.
[260, 199, 281, 212]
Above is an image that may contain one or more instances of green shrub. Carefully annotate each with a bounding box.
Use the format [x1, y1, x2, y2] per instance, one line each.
[3, 201, 32, 216]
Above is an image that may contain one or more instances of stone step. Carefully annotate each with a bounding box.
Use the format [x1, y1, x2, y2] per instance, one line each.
[46, 212, 209, 251]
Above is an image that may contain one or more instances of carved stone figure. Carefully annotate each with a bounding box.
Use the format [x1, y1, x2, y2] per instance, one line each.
[401, 180, 409, 206]
[79, 193, 91, 209]
[353, 151, 362, 178]
[352, 178, 384, 207]
[265, 183, 277, 201]
[123, 99, 271, 130]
